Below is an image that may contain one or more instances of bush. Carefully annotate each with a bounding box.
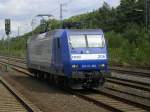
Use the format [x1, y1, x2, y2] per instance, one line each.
[105, 29, 150, 66]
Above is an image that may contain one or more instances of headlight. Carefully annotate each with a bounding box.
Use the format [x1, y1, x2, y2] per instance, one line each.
[72, 64, 79, 68]
[99, 64, 105, 68]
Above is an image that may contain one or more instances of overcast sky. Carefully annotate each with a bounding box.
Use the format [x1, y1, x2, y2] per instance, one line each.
[0, 0, 120, 38]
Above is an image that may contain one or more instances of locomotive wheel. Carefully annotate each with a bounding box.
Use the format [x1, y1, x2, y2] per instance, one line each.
[63, 77, 69, 87]
[44, 73, 49, 81]
[99, 77, 105, 85]
[56, 76, 69, 87]
[54, 76, 58, 85]
[33, 71, 38, 79]
[36, 72, 41, 80]
[39, 72, 44, 81]
[50, 74, 55, 84]
[29, 69, 37, 78]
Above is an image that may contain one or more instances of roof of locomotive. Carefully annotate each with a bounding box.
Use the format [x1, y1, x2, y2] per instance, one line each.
[27, 29, 104, 43]
[66, 29, 104, 35]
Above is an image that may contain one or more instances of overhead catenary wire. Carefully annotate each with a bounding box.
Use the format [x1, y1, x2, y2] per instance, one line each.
[69, 0, 104, 18]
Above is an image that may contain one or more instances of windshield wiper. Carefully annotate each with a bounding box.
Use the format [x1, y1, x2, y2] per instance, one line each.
[69, 42, 74, 49]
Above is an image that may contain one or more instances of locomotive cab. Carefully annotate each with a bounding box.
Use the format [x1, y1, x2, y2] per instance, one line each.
[65, 29, 109, 88]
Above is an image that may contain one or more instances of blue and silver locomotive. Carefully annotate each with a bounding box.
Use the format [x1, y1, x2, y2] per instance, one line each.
[27, 29, 109, 89]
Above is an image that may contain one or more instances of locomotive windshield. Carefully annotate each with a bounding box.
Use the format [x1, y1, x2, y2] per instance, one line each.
[69, 35, 105, 48]
[69, 35, 86, 48]
[87, 35, 105, 48]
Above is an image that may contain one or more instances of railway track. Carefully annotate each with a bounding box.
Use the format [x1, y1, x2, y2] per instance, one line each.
[0, 77, 41, 112]
[70, 88, 150, 111]
[70, 89, 149, 112]
[1, 57, 149, 91]
[2, 65, 149, 112]
[106, 77, 150, 92]
[0, 56, 149, 111]
[110, 66, 150, 78]
[0, 55, 26, 64]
